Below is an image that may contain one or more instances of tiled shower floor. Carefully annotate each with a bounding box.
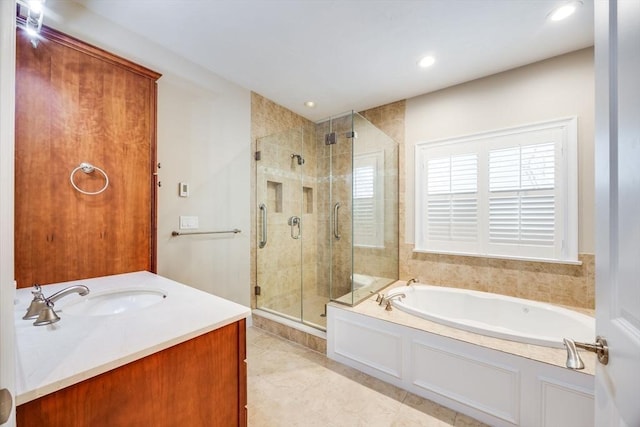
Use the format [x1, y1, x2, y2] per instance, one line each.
[247, 326, 488, 427]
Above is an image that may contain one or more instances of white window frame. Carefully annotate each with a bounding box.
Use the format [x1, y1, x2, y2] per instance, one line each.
[415, 117, 579, 264]
[353, 150, 385, 248]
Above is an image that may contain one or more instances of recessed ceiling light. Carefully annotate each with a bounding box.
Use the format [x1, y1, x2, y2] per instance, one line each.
[549, 1, 582, 21]
[418, 56, 435, 68]
[304, 101, 315, 108]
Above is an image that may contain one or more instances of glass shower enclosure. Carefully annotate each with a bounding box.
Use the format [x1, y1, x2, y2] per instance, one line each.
[256, 111, 398, 330]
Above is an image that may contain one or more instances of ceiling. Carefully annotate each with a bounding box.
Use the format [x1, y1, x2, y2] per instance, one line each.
[70, 0, 594, 121]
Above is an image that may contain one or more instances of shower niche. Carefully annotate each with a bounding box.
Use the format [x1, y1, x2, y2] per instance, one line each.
[256, 112, 398, 330]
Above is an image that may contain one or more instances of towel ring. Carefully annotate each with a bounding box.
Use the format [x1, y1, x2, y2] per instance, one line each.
[70, 162, 109, 195]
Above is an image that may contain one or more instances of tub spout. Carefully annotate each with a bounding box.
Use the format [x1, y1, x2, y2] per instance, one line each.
[563, 337, 609, 369]
[406, 278, 417, 286]
[385, 293, 406, 311]
[563, 338, 585, 370]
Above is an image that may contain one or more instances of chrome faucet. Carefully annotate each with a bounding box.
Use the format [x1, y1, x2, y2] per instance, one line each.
[563, 337, 609, 370]
[24, 284, 90, 326]
[406, 278, 417, 286]
[46, 284, 90, 303]
[563, 338, 584, 369]
[22, 284, 46, 319]
[385, 293, 406, 311]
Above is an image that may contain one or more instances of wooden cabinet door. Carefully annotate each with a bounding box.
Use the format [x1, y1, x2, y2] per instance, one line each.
[15, 26, 160, 287]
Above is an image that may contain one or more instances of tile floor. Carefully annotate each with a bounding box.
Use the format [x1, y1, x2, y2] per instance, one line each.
[247, 326, 488, 427]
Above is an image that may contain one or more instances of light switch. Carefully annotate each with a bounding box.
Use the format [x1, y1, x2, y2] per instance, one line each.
[179, 216, 199, 230]
[179, 182, 189, 197]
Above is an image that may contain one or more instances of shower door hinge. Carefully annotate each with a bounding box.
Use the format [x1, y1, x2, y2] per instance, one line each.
[255, 151, 261, 161]
[345, 131, 358, 139]
[325, 132, 337, 145]
[254, 285, 261, 296]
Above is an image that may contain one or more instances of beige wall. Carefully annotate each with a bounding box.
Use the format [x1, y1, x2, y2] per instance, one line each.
[401, 48, 595, 309]
[43, 1, 252, 306]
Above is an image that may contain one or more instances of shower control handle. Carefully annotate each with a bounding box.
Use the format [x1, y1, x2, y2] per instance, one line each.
[288, 216, 301, 239]
[333, 202, 341, 240]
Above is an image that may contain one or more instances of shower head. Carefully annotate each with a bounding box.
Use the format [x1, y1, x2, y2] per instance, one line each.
[291, 153, 305, 165]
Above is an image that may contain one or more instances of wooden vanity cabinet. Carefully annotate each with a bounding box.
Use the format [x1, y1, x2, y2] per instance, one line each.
[17, 319, 247, 427]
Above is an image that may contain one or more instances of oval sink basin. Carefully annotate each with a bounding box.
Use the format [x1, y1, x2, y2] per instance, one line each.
[60, 288, 167, 316]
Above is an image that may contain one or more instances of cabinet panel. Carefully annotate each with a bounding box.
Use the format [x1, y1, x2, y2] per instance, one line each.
[14, 26, 160, 288]
[17, 319, 247, 427]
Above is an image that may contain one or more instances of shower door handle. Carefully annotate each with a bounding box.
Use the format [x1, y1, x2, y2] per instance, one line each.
[288, 216, 301, 239]
[333, 202, 341, 240]
[259, 203, 268, 248]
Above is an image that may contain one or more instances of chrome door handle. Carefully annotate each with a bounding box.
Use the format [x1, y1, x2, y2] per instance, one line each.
[288, 216, 301, 239]
[333, 202, 341, 240]
[259, 203, 267, 248]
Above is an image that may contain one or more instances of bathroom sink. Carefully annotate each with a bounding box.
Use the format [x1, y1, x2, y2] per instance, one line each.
[59, 288, 167, 316]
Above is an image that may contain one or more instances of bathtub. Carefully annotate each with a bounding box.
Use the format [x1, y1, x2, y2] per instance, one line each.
[386, 285, 594, 348]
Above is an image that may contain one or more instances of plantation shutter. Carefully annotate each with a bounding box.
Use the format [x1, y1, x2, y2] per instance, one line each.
[426, 154, 478, 244]
[488, 142, 555, 246]
[353, 152, 384, 247]
[415, 117, 578, 263]
[353, 164, 375, 239]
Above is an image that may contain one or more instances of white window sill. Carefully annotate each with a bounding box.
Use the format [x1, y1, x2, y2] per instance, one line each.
[411, 248, 583, 266]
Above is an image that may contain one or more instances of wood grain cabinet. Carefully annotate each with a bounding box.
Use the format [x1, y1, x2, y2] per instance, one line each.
[17, 319, 247, 427]
[15, 25, 160, 288]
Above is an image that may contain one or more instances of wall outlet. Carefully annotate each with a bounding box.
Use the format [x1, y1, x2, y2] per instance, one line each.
[179, 216, 199, 230]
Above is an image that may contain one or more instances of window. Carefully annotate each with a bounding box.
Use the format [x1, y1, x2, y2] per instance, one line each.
[415, 117, 578, 263]
[353, 151, 384, 248]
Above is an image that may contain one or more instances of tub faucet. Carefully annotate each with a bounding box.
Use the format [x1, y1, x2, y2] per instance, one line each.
[24, 284, 90, 326]
[385, 293, 406, 311]
[406, 278, 417, 286]
[562, 337, 609, 370]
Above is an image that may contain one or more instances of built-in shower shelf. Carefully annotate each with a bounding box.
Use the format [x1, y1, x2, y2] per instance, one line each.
[267, 180, 283, 213]
[303, 186, 313, 214]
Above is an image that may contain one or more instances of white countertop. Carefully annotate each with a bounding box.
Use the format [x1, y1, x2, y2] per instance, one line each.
[14, 271, 251, 405]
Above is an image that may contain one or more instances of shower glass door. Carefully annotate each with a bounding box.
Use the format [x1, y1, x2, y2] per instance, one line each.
[256, 127, 326, 328]
[256, 128, 304, 322]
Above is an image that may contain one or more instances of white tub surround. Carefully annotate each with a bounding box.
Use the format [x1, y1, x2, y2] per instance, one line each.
[14, 271, 251, 405]
[328, 282, 595, 427]
[386, 285, 595, 348]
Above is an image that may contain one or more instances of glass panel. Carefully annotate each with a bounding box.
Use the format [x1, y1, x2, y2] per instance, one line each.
[325, 111, 399, 306]
[300, 124, 327, 329]
[256, 128, 303, 322]
[350, 112, 398, 303]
